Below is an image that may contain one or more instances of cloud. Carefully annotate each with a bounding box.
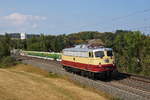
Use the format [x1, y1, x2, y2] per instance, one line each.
[0, 13, 47, 33]
[1, 13, 46, 26]
[32, 23, 38, 29]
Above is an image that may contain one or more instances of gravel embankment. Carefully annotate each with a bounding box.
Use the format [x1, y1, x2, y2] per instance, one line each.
[21, 57, 150, 100]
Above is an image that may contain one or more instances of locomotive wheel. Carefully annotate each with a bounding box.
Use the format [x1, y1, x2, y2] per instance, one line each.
[63, 65, 66, 69]
[105, 71, 112, 79]
[88, 72, 95, 79]
[91, 72, 95, 79]
[108, 71, 112, 79]
[69, 67, 73, 73]
[111, 70, 118, 79]
[81, 71, 86, 77]
[63, 66, 67, 71]
[64, 66, 71, 72]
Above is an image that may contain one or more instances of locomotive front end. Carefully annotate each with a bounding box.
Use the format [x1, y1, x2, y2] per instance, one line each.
[93, 48, 117, 78]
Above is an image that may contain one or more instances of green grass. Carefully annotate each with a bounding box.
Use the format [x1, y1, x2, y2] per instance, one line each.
[26, 51, 61, 60]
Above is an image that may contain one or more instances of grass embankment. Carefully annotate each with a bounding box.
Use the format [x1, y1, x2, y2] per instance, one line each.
[0, 64, 116, 100]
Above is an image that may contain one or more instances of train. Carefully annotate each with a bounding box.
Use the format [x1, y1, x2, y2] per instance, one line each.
[61, 44, 117, 79]
[19, 44, 117, 79]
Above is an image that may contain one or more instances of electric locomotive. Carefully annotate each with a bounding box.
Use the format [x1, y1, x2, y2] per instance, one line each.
[61, 44, 117, 79]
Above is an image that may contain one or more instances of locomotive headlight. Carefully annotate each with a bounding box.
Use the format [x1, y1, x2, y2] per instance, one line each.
[98, 63, 102, 67]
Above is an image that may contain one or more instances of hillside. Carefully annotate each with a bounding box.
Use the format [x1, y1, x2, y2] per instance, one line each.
[0, 64, 107, 100]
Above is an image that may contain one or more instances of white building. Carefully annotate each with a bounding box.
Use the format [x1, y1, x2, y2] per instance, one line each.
[20, 33, 26, 40]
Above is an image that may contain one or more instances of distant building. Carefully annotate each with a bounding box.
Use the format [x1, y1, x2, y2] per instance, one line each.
[26, 34, 40, 38]
[20, 33, 26, 40]
[7, 33, 20, 39]
[6, 32, 40, 39]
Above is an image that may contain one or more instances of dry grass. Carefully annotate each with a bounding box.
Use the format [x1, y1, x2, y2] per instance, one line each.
[0, 64, 108, 100]
[8, 64, 50, 77]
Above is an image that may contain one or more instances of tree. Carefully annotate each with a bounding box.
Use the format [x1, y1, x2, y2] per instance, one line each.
[0, 34, 11, 60]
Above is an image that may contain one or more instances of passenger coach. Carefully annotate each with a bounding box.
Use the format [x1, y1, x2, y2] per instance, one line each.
[61, 44, 117, 79]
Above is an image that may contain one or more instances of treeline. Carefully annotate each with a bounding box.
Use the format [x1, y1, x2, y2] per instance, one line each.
[1, 30, 150, 76]
[12, 31, 104, 52]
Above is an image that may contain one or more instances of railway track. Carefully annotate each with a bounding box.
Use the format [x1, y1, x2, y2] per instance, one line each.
[18, 56, 150, 100]
[112, 74, 150, 92]
[118, 72, 150, 83]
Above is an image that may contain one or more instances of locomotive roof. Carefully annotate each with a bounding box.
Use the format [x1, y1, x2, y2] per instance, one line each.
[63, 45, 112, 52]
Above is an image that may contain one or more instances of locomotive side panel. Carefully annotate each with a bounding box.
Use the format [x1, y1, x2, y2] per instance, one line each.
[62, 54, 116, 72]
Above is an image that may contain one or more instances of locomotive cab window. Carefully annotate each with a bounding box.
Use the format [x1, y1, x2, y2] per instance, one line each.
[107, 50, 113, 56]
[89, 52, 93, 57]
[95, 51, 104, 58]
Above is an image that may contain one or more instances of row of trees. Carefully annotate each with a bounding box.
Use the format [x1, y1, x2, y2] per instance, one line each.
[1, 30, 150, 76]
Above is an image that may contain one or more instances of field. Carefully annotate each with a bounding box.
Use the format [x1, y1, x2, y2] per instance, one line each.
[0, 64, 109, 100]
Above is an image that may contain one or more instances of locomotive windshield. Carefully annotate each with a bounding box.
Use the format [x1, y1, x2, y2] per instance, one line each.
[95, 51, 104, 58]
[107, 50, 113, 56]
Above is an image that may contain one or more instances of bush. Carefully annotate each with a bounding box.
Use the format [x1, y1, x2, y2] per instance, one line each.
[0, 56, 17, 68]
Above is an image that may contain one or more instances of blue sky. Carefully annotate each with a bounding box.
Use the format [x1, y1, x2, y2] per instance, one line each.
[0, 0, 150, 35]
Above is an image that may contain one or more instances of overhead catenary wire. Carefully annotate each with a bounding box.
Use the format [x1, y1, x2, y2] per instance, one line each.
[111, 8, 150, 21]
[79, 8, 150, 34]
